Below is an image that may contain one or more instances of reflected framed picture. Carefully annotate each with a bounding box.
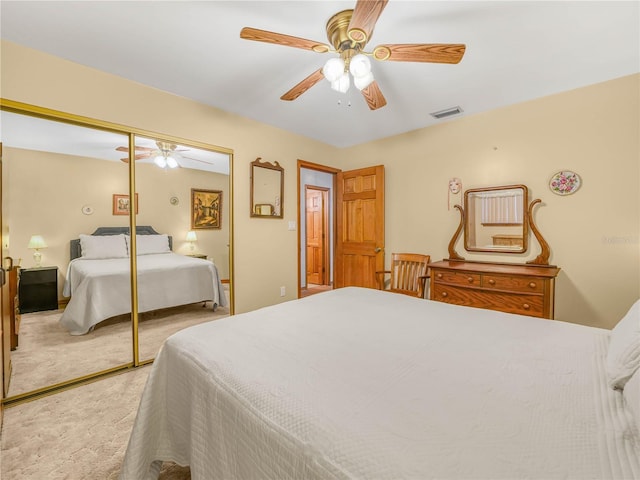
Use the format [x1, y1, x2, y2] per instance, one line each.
[112, 193, 139, 215]
[191, 188, 222, 229]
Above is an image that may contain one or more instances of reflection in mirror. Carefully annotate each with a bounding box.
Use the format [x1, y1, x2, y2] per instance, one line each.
[464, 185, 529, 253]
[132, 135, 231, 362]
[250, 157, 284, 218]
[1, 110, 132, 399]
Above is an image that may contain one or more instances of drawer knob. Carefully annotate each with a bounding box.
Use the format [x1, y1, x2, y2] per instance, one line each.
[488, 279, 496, 285]
[523, 303, 530, 310]
[467, 276, 474, 283]
[441, 292, 448, 298]
[529, 282, 536, 289]
[437, 273, 443, 279]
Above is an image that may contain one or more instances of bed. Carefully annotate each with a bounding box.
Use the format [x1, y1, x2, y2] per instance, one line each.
[60, 226, 226, 335]
[120, 287, 640, 480]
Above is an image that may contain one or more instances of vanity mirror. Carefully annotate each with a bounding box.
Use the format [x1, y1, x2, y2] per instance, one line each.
[250, 157, 284, 218]
[464, 185, 528, 253]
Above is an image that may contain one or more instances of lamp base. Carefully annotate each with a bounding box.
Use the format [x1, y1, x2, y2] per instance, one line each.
[33, 250, 42, 268]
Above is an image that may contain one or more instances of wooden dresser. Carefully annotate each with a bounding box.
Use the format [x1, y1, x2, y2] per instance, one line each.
[429, 260, 560, 319]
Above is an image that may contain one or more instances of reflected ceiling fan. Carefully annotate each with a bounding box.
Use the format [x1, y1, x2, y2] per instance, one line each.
[240, 0, 466, 110]
[116, 141, 213, 169]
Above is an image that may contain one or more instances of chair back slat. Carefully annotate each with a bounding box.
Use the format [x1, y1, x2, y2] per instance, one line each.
[389, 253, 430, 297]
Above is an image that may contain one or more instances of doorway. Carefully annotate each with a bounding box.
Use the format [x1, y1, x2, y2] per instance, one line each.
[298, 161, 340, 298]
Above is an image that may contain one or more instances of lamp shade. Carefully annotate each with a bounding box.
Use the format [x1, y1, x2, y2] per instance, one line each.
[185, 231, 197, 242]
[28, 235, 47, 250]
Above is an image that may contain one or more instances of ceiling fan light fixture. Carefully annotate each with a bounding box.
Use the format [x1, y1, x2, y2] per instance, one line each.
[331, 72, 350, 93]
[322, 57, 345, 82]
[354, 72, 374, 91]
[166, 156, 179, 169]
[154, 155, 167, 168]
[349, 53, 371, 78]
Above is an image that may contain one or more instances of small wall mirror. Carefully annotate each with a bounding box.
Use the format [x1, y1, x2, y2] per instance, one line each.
[464, 185, 529, 253]
[250, 157, 284, 218]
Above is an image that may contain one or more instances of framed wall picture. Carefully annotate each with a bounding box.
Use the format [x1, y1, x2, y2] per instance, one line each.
[112, 193, 139, 215]
[191, 189, 222, 229]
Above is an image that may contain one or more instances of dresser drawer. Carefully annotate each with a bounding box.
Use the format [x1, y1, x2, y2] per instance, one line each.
[432, 284, 545, 317]
[432, 270, 481, 287]
[482, 275, 544, 293]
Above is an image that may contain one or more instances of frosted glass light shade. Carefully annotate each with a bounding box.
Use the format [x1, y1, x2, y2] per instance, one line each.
[322, 57, 345, 82]
[153, 155, 167, 168]
[354, 72, 375, 91]
[349, 54, 371, 78]
[185, 231, 197, 242]
[166, 156, 179, 169]
[331, 72, 350, 93]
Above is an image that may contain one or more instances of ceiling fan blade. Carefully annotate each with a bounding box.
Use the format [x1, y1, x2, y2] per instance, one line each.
[240, 27, 330, 53]
[347, 0, 388, 44]
[373, 43, 466, 64]
[116, 145, 154, 153]
[281, 69, 325, 101]
[120, 152, 152, 163]
[360, 81, 387, 110]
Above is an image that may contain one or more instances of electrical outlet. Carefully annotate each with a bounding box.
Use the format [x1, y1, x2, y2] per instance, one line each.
[280, 286, 286, 297]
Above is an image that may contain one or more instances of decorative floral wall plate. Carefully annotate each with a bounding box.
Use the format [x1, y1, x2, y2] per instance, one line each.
[549, 170, 581, 195]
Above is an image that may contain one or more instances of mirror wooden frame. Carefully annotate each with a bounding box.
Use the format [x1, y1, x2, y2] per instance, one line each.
[464, 184, 529, 254]
[250, 157, 284, 219]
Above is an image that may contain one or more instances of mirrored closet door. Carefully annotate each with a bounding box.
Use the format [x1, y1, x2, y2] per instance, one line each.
[1, 108, 133, 398]
[132, 135, 232, 363]
[0, 101, 234, 404]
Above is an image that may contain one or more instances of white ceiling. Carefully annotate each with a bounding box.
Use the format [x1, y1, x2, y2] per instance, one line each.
[1, 1, 638, 148]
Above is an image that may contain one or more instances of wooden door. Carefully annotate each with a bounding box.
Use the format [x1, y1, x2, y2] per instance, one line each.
[335, 165, 385, 289]
[306, 186, 328, 285]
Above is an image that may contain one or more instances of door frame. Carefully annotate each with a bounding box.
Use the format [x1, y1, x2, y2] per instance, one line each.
[297, 160, 341, 298]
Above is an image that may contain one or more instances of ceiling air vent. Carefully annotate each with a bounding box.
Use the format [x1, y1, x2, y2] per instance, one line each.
[430, 106, 463, 120]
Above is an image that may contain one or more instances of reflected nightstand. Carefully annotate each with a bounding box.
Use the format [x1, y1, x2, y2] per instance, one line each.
[19, 266, 58, 313]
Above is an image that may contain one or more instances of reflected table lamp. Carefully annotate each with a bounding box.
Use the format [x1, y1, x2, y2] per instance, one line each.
[28, 234, 47, 267]
[186, 231, 197, 252]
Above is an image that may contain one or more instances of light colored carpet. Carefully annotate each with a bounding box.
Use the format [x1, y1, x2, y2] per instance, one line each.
[9, 297, 229, 397]
[1, 365, 191, 479]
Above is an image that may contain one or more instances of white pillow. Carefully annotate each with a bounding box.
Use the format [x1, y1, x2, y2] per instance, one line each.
[606, 299, 640, 389]
[79, 234, 128, 259]
[125, 234, 171, 255]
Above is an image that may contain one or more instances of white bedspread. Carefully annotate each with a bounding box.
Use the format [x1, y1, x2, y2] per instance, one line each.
[60, 253, 225, 335]
[121, 287, 640, 480]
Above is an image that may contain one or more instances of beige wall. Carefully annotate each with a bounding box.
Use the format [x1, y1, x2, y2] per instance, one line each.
[339, 74, 640, 328]
[5, 148, 230, 296]
[2, 40, 638, 328]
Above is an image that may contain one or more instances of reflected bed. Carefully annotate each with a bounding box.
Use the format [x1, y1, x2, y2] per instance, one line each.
[60, 226, 225, 335]
[121, 287, 640, 479]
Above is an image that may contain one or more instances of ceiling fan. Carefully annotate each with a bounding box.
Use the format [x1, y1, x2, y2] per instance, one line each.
[116, 141, 213, 169]
[240, 0, 466, 110]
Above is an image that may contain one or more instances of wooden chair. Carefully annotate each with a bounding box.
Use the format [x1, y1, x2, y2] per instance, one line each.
[376, 253, 431, 298]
